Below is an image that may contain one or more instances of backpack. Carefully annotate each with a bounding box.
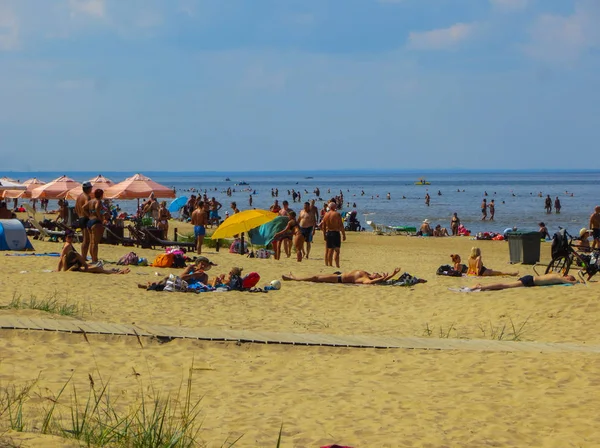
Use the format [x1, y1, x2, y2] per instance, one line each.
[229, 275, 244, 291]
[436, 264, 462, 277]
[242, 272, 261, 289]
[172, 254, 187, 268]
[551, 229, 570, 259]
[152, 253, 175, 268]
[117, 252, 139, 266]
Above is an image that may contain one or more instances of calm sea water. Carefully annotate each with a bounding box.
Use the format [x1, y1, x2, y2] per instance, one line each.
[4, 170, 599, 235]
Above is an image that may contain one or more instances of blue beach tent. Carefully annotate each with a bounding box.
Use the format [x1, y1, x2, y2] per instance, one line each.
[0, 219, 34, 251]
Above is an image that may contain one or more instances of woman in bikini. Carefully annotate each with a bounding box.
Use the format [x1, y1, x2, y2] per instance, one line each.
[83, 189, 107, 263]
[467, 247, 518, 277]
[273, 211, 305, 262]
[157, 201, 171, 239]
[57, 231, 130, 274]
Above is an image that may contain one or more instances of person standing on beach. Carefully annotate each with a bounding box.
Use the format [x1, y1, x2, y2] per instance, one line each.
[321, 202, 346, 268]
[554, 197, 561, 214]
[481, 199, 487, 220]
[192, 201, 208, 254]
[489, 200, 495, 221]
[298, 201, 316, 259]
[270, 199, 281, 213]
[279, 201, 293, 257]
[75, 181, 93, 260]
[545, 195, 552, 214]
[450, 212, 460, 236]
[589, 206, 600, 250]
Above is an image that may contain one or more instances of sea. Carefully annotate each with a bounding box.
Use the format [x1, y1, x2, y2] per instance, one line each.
[3, 170, 599, 235]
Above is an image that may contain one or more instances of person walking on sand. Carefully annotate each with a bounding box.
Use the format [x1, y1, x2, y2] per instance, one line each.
[321, 202, 346, 268]
[283, 267, 402, 284]
[192, 201, 208, 254]
[481, 199, 487, 220]
[471, 273, 577, 291]
[590, 206, 600, 250]
[298, 201, 316, 259]
[75, 181, 93, 260]
[545, 195, 552, 214]
[467, 247, 518, 277]
[489, 199, 495, 221]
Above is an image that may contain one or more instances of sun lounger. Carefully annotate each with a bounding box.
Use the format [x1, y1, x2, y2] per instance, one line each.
[54, 221, 83, 242]
[27, 218, 65, 241]
[139, 227, 196, 250]
[367, 220, 388, 235]
[104, 226, 136, 246]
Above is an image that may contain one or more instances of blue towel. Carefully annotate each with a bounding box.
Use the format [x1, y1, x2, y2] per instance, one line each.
[248, 216, 289, 246]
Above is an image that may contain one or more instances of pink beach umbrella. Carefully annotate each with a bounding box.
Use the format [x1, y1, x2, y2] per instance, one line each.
[31, 175, 81, 200]
[65, 174, 115, 201]
[2, 177, 45, 199]
[104, 173, 176, 200]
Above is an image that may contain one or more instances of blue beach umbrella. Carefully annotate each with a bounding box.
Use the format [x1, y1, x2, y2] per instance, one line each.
[168, 196, 188, 213]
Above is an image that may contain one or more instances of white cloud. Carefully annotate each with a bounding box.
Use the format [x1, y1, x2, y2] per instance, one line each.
[524, 1, 600, 63]
[0, 1, 19, 50]
[490, 0, 529, 12]
[69, 0, 105, 19]
[407, 23, 478, 51]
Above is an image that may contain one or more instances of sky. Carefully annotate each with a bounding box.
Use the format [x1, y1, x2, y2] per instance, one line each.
[1, 0, 599, 172]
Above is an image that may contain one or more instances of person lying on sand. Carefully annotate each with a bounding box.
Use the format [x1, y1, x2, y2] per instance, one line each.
[467, 247, 518, 277]
[138, 256, 216, 290]
[57, 231, 130, 274]
[282, 267, 404, 284]
[472, 273, 577, 291]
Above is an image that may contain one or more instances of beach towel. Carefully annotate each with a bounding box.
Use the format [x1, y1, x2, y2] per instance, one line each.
[382, 272, 426, 286]
[248, 216, 289, 247]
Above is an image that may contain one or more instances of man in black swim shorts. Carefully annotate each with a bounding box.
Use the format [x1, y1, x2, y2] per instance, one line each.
[471, 273, 577, 291]
[320, 202, 346, 268]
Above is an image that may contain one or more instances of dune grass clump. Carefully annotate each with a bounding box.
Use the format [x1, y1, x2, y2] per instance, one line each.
[2, 292, 80, 317]
[423, 316, 530, 341]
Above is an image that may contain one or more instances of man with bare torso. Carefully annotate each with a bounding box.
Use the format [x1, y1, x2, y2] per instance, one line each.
[282, 267, 401, 284]
[590, 206, 600, 250]
[75, 181, 93, 260]
[321, 202, 346, 268]
[471, 273, 577, 291]
[298, 201, 317, 258]
[191, 201, 208, 254]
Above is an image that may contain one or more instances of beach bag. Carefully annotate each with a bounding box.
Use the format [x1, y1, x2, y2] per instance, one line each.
[117, 252, 139, 266]
[242, 272, 260, 289]
[256, 248, 270, 259]
[551, 229, 569, 259]
[229, 275, 244, 291]
[172, 254, 187, 268]
[152, 253, 175, 268]
[229, 239, 248, 254]
[164, 274, 188, 292]
[436, 265, 462, 277]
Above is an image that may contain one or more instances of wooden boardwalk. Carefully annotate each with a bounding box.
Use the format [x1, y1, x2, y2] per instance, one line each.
[1, 315, 599, 354]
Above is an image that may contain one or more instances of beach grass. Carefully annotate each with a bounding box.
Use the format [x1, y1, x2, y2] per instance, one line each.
[1, 292, 80, 317]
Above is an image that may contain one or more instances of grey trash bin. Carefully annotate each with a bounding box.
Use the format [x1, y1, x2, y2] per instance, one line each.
[506, 231, 543, 264]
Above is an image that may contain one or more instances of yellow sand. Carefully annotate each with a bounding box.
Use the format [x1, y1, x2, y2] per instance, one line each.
[1, 219, 599, 447]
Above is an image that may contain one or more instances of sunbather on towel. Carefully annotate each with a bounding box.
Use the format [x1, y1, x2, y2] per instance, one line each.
[282, 267, 402, 284]
[57, 231, 130, 274]
[138, 256, 216, 290]
[472, 273, 577, 291]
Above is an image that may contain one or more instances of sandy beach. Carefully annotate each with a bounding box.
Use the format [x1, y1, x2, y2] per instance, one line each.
[2, 218, 600, 447]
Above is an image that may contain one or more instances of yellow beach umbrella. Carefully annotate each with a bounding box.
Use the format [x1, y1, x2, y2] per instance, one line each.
[211, 209, 278, 240]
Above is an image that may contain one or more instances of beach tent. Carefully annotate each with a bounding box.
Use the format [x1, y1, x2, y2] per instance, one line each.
[0, 219, 34, 250]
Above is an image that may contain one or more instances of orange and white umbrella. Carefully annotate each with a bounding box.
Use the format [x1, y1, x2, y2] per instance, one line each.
[65, 174, 115, 201]
[31, 175, 81, 200]
[104, 173, 175, 200]
[2, 177, 45, 199]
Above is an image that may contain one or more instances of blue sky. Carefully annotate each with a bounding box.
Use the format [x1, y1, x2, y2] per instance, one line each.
[1, 0, 599, 171]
